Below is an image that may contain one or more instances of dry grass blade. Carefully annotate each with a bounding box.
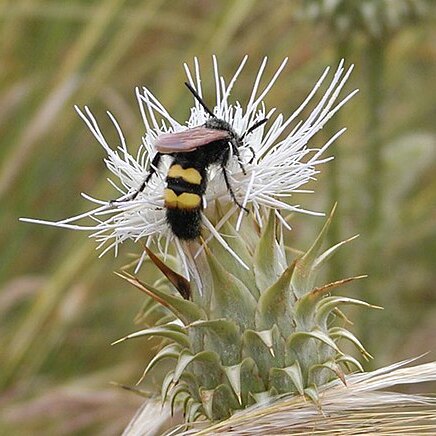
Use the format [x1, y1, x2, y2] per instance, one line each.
[0, 76, 79, 199]
[173, 358, 436, 435]
[122, 401, 179, 436]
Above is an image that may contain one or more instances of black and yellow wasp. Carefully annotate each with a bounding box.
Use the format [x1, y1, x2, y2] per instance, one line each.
[131, 83, 267, 240]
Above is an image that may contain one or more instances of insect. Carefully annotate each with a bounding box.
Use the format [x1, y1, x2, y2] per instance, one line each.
[130, 82, 267, 240]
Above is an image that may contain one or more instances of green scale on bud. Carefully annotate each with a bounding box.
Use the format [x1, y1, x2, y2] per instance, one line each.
[115, 205, 379, 422]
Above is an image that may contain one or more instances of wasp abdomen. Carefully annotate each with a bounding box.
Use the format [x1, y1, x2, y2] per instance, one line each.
[167, 164, 202, 185]
[164, 162, 206, 240]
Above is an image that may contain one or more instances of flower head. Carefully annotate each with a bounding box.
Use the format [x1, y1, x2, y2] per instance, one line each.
[22, 57, 356, 270]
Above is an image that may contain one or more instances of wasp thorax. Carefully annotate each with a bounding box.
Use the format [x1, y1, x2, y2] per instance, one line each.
[204, 117, 235, 136]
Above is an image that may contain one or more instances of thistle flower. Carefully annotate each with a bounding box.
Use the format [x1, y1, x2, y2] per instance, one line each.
[21, 58, 435, 428]
[22, 57, 356, 271]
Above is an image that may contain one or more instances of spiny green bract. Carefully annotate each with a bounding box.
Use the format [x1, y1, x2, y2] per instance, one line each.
[116, 206, 377, 423]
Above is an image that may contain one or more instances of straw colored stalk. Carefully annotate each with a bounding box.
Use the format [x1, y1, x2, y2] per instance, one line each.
[124, 358, 436, 435]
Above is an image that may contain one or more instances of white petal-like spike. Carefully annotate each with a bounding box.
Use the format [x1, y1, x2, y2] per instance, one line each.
[22, 57, 356, 264]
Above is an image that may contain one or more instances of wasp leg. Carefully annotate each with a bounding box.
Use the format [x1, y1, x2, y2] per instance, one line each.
[229, 138, 247, 175]
[247, 146, 256, 164]
[241, 118, 267, 164]
[221, 150, 249, 214]
[130, 152, 162, 200]
[111, 153, 162, 203]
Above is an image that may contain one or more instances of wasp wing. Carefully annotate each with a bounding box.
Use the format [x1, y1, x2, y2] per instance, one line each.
[155, 127, 230, 153]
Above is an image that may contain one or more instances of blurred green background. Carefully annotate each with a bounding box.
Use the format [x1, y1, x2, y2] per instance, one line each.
[0, 1, 434, 434]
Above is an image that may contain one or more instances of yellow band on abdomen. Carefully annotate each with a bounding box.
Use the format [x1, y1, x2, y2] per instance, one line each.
[164, 189, 201, 209]
[164, 188, 178, 208]
[167, 164, 202, 185]
[177, 192, 202, 208]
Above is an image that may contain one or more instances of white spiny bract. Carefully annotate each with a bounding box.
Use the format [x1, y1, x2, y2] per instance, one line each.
[22, 57, 356, 268]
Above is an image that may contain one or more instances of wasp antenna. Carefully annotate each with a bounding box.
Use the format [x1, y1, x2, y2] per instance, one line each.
[242, 118, 268, 140]
[184, 82, 215, 117]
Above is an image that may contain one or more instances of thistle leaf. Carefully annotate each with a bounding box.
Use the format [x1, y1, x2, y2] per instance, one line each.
[208, 218, 259, 299]
[199, 388, 214, 420]
[134, 296, 162, 325]
[249, 387, 278, 405]
[188, 319, 241, 366]
[239, 358, 265, 405]
[163, 370, 199, 406]
[254, 209, 286, 291]
[210, 384, 240, 420]
[313, 234, 359, 271]
[287, 328, 341, 355]
[169, 384, 189, 416]
[230, 207, 261, 254]
[111, 324, 189, 347]
[311, 275, 367, 301]
[291, 204, 336, 296]
[329, 327, 373, 360]
[199, 384, 241, 421]
[309, 361, 346, 386]
[243, 329, 281, 383]
[304, 384, 320, 406]
[207, 249, 257, 330]
[115, 271, 205, 325]
[224, 364, 243, 405]
[137, 343, 181, 385]
[337, 354, 364, 372]
[161, 370, 176, 405]
[221, 358, 262, 406]
[295, 275, 367, 329]
[270, 361, 304, 395]
[316, 296, 382, 326]
[185, 399, 202, 423]
[255, 330, 274, 354]
[256, 260, 296, 336]
[173, 349, 221, 384]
